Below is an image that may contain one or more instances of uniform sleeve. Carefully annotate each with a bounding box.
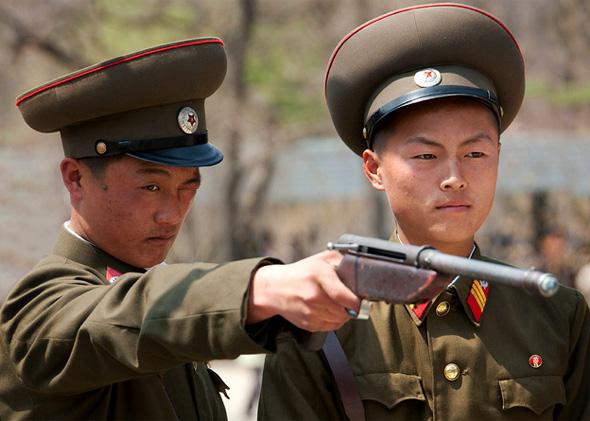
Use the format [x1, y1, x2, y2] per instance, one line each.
[556, 291, 590, 420]
[0, 258, 272, 395]
[258, 336, 345, 421]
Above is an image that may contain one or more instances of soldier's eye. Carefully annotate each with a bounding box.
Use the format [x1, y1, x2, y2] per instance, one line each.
[414, 153, 436, 160]
[143, 184, 160, 192]
[466, 152, 485, 158]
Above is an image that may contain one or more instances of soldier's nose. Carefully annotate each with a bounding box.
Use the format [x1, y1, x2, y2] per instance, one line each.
[440, 176, 466, 190]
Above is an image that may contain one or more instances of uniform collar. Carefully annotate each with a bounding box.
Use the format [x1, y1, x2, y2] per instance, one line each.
[447, 244, 491, 327]
[53, 225, 146, 283]
[387, 233, 491, 327]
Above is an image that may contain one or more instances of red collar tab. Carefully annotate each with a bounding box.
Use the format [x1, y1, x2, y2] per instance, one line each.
[106, 267, 122, 284]
[411, 301, 431, 320]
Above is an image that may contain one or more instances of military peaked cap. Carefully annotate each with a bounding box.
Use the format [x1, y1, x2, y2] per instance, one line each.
[325, 3, 525, 155]
[17, 38, 227, 167]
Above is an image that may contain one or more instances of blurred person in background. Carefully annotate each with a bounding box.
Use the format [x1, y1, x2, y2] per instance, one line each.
[536, 228, 577, 288]
[574, 244, 590, 306]
[576, 263, 590, 306]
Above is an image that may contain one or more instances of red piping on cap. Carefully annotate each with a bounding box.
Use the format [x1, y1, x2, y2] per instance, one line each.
[324, 3, 522, 94]
[16, 38, 224, 106]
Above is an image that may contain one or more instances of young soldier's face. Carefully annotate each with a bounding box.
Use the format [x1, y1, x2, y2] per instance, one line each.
[74, 156, 200, 268]
[363, 98, 500, 252]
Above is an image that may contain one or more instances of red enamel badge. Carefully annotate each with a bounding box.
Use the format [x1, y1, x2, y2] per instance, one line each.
[529, 354, 543, 368]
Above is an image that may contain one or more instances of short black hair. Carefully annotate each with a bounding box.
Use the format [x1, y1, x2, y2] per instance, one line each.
[79, 156, 121, 179]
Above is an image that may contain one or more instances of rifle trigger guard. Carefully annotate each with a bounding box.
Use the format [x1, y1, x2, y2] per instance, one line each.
[355, 299, 372, 320]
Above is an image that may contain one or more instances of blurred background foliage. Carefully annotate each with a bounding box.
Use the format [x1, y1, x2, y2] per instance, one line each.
[1, 0, 590, 302]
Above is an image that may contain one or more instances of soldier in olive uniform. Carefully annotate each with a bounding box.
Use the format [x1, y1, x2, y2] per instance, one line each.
[259, 4, 590, 420]
[0, 39, 361, 420]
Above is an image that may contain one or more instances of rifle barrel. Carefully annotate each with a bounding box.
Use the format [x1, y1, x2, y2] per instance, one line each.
[418, 249, 559, 297]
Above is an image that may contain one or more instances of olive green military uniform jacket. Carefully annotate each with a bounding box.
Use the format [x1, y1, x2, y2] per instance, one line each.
[259, 247, 590, 420]
[0, 227, 288, 420]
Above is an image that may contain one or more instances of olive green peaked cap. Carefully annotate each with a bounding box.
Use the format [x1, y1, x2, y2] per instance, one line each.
[325, 3, 525, 156]
[16, 38, 227, 167]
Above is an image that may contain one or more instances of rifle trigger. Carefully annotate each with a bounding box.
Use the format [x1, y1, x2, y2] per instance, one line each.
[346, 300, 372, 320]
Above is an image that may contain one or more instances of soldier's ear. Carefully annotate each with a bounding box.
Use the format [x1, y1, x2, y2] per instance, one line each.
[362, 149, 385, 191]
[60, 158, 85, 201]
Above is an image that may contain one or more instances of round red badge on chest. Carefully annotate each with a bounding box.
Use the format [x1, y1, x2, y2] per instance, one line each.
[529, 354, 543, 368]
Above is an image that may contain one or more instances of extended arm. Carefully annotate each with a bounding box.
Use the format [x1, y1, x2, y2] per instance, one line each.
[1, 251, 359, 395]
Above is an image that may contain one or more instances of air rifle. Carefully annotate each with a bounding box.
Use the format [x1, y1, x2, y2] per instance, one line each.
[293, 234, 560, 351]
[328, 234, 559, 317]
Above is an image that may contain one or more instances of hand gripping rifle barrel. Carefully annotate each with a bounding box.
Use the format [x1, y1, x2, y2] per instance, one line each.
[328, 234, 560, 299]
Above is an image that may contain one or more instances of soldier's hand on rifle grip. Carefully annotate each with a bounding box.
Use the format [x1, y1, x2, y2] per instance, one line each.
[246, 250, 361, 331]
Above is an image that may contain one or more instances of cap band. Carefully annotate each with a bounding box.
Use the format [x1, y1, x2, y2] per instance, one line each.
[365, 85, 501, 147]
[93, 132, 208, 157]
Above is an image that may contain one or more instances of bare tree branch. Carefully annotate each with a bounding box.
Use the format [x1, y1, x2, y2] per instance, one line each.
[552, 0, 590, 84]
[223, 0, 260, 259]
[0, 3, 88, 68]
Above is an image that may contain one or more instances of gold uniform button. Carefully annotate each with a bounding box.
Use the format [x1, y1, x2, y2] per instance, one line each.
[95, 141, 107, 155]
[436, 301, 450, 317]
[443, 363, 461, 381]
